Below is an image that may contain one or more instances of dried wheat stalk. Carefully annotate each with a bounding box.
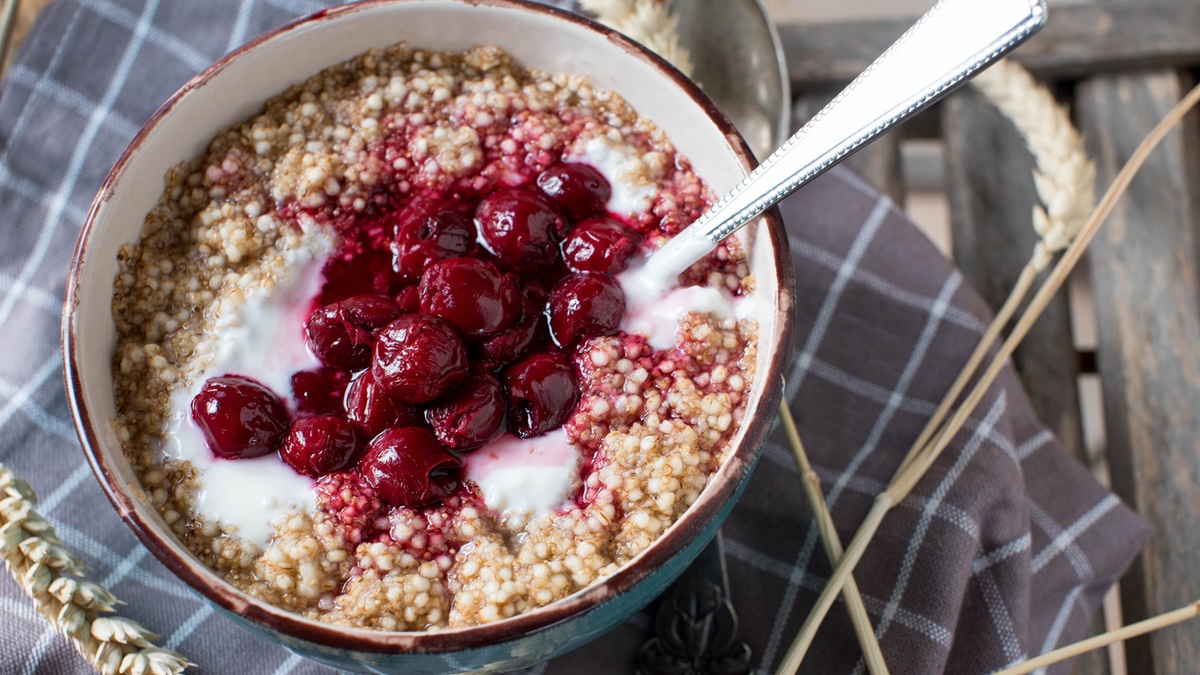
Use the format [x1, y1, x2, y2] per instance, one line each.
[0, 463, 192, 674]
[900, 58, 1096, 476]
[777, 74, 1200, 675]
[972, 58, 1096, 268]
[778, 403, 890, 675]
[991, 601, 1200, 675]
[782, 58, 1096, 673]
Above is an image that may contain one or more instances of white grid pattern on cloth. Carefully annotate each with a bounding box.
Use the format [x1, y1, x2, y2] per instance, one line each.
[1028, 499, 1095, 578]
[0, 271, 65, 313]
[0, 170, 89, 228]
[783, 193, 890, 403]
[851, 395, 1012, 675]
[228, 0, 258, 48]
[165, 605, 215, 650]
[80, 0, 212, 72]
[723, 536, 956, 648]
[0, 0, 156, 332]
[265, 0, 336, 17]
[977, 557, 1029, 665]
[0, 355, 65, 435]
[761, 194, 890, 667]
[1037, 582, 1087, 668]
[761, 441, 986, 541]
[3, 65, 144, 138]
[789, 236, 989, 336]
[777, 350, 1025, 468]
[762, 435, 1053, 566]
[764, 236, 962, 669]
[1030, 495, 1119, 575]
[973, 534, 1033, 576]
[0, 372, 78, 443]
[1027, 498, 1130, 675]
[0, 2, 1150, 674]
[1018, 429, 1056, 460]
[825, 159, 893, 200]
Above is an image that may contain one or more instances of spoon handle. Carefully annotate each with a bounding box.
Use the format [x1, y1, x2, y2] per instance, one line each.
[649, 0, 1047, 276]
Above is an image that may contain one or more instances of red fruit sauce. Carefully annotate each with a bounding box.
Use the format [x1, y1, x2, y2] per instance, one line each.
[189, 147, 734, 564]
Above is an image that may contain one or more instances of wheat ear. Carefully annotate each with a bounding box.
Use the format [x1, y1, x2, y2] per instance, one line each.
[778, 76, 1200, 675]
[578, 0, 694, 76]
[0, 462, 192, 675]
[899, 58, 1096, 476]
[972, 58, 1096, 268]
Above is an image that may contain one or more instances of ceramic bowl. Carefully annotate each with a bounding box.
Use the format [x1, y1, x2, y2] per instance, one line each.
[62, 1, 795, 672]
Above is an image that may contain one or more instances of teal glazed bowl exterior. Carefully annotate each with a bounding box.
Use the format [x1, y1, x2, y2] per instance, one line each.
[62, 1, 795, 672]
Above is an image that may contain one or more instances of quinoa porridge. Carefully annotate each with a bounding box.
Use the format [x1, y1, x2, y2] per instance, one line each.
[111, 43, 757, 630]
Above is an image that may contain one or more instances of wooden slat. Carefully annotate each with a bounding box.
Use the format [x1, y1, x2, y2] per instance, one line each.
[1077, 67, 1200, 675]
[941, 88, 1089, 482]
[780, 3, 1200, 86]
[792, 85, 905, 206]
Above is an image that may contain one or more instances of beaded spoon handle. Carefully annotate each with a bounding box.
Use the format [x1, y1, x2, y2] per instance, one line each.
[634, 0, 1048, 292]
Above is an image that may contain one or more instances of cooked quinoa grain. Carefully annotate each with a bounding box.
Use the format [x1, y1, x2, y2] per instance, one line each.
[112, 44, 755, 630]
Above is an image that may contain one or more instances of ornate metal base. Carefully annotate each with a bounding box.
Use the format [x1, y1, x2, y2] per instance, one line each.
[636, 534, 752, 675]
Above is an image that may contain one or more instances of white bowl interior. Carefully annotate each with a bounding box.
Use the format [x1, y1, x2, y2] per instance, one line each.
[69, 0, 780, 631]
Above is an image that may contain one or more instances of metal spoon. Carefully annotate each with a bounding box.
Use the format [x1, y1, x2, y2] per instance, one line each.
[634, 0, 1048, 293]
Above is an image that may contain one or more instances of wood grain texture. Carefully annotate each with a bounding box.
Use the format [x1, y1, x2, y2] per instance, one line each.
[942, 93, 1112, 675]
[1077, 68, 1200, 675]
[792, 84, 905, 206]
[780, 3, 1200, 86]
[942, 88, 1087, 466]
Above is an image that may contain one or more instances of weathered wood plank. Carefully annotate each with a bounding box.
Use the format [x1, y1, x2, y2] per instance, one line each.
[941, 88, 1089, 483]
[792, 85, 905, 206]
[780, 3, 1200, 86]
[1077, 68, 1200, 675]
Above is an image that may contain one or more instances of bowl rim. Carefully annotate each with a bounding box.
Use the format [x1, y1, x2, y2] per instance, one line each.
[62, 0, 795, 655]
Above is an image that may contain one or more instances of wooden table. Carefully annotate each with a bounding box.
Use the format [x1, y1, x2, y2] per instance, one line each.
[3, 1, 1197, 673]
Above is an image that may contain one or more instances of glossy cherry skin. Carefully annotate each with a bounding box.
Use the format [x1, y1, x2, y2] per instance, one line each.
[305, 295, 401, 371]
[480, 283, 551, 369]
[190, 376, 289, 460]
[502, 351, 580, 438]
[394, 286, 420, 314]
[360, 427, 463, 508]
[561, 216, 642, 275]
[390, 196, 477, 281]
[418, 257, 520, 340]
[547, 273, 626, 347]
[536, 162, 612, 221]
[426, 366, 506, 451]
[474, 188, 567, 272]
[280, 415, 361, 478]
[290, 367, 351, 417]
[343, 370, 424, 439]
[372, 314, 469, 404]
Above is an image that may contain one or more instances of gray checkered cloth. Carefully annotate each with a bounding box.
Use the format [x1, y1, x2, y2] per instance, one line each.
[0, 1, 1150, 673]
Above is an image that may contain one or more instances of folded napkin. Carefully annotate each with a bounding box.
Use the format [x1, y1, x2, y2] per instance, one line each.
[0, 1, 1148, 673]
